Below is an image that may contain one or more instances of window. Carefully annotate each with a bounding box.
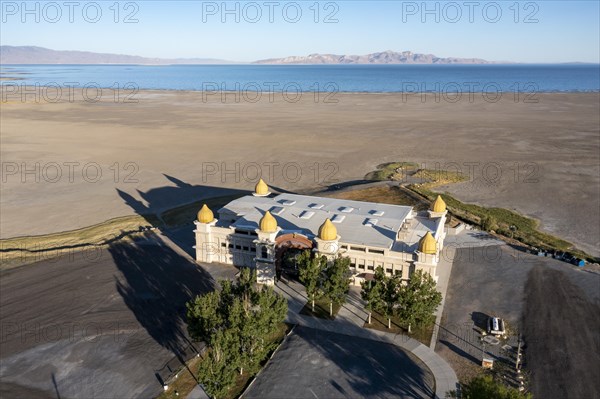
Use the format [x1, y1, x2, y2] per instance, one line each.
[367, 265, 374, 271]
[309, 203, 324, 209]
[331, 214, 345, 223]
[279, 199, 296, 206]
[221, 242, 227, 247]
[386, 268, 393, 274]
[364, 218, 378, 227]
[350, 246, 366, 252]
[270, 206, 285, 215]
[369, 249, 385, 255]
[339, 206, 354, 213]
[299, 210, 315, 219]
[243, 246, 249, 251]
[228, 244, 234, 249]
[370, 210, 385, 216]
[250, 247, 256, 252]
[395, 270, 402, 276]
[261, 248, 268, 258]
[235, 245, 241, 250]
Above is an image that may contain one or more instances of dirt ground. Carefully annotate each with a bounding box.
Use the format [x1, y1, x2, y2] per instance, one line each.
[1, 91, 598, 257]
[437, 243, 600, 398]
[522, 266, 600, 399]
[0, 235, 213, 398]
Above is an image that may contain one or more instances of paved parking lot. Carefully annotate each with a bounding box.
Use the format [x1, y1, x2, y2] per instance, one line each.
[0, 236, 214, 398]
[437, 243, 600, 399]
[244, 325, 436, 399]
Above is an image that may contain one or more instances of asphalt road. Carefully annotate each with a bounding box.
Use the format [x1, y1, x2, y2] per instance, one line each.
[437, 243, 600, 399]
[244, 325, 436, 399]
[0, 236, 214, 399]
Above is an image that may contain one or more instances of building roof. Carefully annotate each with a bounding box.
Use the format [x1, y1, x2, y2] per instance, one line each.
[218, 193, 420, 249]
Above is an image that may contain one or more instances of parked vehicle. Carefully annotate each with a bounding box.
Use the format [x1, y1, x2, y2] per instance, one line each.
[487, 316, 506, 336]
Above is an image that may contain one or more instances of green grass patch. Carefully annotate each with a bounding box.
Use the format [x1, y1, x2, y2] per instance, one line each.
[364, 162, 420, 181]
[299, 298, 342, 320]
[363, 310, 434, 347]
[0, 215, 157, 268]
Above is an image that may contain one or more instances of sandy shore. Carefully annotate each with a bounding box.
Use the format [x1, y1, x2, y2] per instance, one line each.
[1, 90, 598, 256]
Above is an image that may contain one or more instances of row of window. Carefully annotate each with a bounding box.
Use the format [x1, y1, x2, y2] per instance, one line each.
[349, 259, 403, 276]
[340, 244, 385, 255]
[220, 240, 256, 253]
[234, 229, 258, 236]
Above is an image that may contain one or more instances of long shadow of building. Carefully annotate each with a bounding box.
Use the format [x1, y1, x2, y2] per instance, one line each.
[116, 174, 250, 256]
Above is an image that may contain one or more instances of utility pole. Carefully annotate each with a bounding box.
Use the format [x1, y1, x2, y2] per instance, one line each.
[516, 332, 525, 391]
[516, 333, 522, 371]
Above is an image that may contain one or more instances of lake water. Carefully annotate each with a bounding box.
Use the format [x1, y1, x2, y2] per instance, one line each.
[1, 64, 598, 93]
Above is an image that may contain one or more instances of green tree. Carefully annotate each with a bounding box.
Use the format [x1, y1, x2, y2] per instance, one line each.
[448, 374, 532, 399]
[360, 273, 384, 324]
[187, 269, 288, 398]
[297, 250, 326, 312]
[362, 267, 401, 329]
[197, 329, 239, 399]
[396, 270, 442, 333]
[322, 255, 352, 316]
[380, 267, 402, 329]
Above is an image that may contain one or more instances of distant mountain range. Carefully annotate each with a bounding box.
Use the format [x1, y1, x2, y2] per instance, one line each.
[1, 46, 498, 65]
[0, 46, 235, 65]
[254, 50, 493, 64]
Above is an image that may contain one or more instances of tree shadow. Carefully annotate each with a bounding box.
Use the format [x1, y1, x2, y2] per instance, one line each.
[300, 326, 435, 398]
[247, 326, 436, 398]
[108, 237, 214, 357]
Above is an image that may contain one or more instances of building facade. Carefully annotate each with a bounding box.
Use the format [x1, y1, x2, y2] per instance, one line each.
[194, 179, 448, 286]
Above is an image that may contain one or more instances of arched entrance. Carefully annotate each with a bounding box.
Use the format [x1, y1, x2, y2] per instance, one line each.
[275, 233, 313, 279]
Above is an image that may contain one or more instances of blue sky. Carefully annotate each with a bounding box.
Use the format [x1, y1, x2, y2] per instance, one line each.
[1, 1, 599, 62]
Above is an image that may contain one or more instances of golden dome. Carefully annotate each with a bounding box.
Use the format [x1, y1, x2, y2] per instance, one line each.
[431, 195, 447, 213]
[418, 232, 437, 255]
[197, 204, 214, 224]
[255, 178, 269, 196]
[318, 219, 338, 241]
[259, 211, 278, 233]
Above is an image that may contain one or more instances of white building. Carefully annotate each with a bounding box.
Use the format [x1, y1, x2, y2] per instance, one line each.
[194, 179, 448, 286]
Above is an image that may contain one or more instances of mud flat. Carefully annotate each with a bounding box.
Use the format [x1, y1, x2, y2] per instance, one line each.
[1, 91, 598, 256]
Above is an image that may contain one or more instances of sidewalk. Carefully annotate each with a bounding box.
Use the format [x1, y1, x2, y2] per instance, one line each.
[274, 280, 459, 399]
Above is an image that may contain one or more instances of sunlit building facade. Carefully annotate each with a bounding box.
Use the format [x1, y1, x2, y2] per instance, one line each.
[194, 179, 447, 285]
